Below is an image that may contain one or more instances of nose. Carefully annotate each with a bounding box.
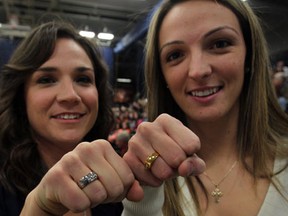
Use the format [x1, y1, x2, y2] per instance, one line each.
[56, 80, 81, 104]
[188, 52, 212, 81]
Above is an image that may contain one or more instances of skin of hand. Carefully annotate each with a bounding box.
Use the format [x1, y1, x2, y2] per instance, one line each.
[20, 140, 144, 216]
[123, 113, 206, 187]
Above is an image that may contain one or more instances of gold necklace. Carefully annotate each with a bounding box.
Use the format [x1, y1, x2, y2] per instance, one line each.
[203, 160, 238, 203]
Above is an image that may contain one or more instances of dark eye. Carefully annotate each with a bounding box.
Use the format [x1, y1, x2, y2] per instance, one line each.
[37, 76, 55, 84]
[212, 40, 231, 49]
[76, 76, 93, 84]
[166, 51, 184, 62]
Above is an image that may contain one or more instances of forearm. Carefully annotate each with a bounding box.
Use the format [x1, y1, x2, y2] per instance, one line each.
[122, 184, 164, 216]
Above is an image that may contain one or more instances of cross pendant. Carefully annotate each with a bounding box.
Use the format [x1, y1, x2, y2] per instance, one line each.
[211, 186, 223, 203]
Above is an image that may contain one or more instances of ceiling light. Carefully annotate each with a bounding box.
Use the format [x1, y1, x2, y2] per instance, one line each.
[97, 32, 114, 40]
[117, 78, 131, 83]
[79, 30, 95, 38]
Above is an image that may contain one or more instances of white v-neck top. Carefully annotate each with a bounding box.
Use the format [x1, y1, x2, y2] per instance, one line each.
[122, 158, 288, 216]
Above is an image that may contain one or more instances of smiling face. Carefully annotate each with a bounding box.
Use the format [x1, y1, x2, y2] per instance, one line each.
[25, 38, 98, 151]
[159, 0, 246, 124]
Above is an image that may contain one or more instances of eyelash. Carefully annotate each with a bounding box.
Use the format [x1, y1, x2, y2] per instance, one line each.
[166, 50, 185, 63]
[37, 76, 55, 84]
[210, 39, 232, 49]
[165, 39, 232, 61]
[76, 76, 93, 84]
[36, 76, 94, 85]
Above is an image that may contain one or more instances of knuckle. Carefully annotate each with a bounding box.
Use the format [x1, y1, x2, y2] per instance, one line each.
[123, 172, 135, 186]
[182, 135, 201, 155]
[191, 136, 201, 151]
[108, 183, 124, 198]
[135, 121, 152, 135]
[170, 152, 186, 167]
[93, 188, 108, 203]
[155, 167, 174, 181]
[61, 152, 81, 168]
[157, 113, 182, 125]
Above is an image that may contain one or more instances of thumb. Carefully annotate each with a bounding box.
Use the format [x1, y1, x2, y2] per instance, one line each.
[178, 154, 206, 177]
[125, 180, 144, 201]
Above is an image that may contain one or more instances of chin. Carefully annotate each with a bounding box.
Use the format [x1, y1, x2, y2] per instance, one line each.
[57, 137, 83, 146]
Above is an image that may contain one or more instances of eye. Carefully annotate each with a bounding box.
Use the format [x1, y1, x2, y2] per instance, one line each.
[36, 76, 56, 84]
[166, 50, 184, 63]
[76, 76, 94, 85]
[211, 39, 231, 49]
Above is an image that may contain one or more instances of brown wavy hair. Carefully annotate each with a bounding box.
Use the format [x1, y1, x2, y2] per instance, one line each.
[0, 21, 114, 195]
[144, 0, 288, 215]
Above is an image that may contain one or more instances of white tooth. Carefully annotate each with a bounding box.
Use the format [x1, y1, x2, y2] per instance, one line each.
[58, 114, 79, 119]
[191, 87, 219, 97]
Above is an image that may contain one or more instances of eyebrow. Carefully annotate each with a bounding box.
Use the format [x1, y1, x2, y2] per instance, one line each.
[204, 25, 240, 38]
[159, 41, 184, 54]
[35, 66, 94, 73]
[159, 25, 240, 54]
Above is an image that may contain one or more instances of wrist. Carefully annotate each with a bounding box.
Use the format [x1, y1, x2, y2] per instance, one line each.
[20, 190, 53, 216]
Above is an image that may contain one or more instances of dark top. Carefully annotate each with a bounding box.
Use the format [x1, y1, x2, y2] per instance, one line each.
[0, 185, 123, 216]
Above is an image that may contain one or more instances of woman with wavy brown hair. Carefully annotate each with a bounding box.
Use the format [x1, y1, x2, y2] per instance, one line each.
[0, 21, 142, 216]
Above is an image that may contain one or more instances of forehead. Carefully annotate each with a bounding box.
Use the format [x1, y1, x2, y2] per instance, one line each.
[159, 0, 241, 41]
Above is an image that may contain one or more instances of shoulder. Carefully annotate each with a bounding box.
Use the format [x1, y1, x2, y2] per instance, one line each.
[258, 158, 288, 216]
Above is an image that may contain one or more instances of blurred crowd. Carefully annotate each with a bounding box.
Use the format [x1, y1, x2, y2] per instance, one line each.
[108, 98, 148, 156]
[271, 60, 288, 112]
[107, 59, 288, 157]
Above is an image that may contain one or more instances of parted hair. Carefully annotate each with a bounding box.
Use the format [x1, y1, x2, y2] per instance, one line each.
[144, 0, 288, 215]
[0, 21, 114, 195]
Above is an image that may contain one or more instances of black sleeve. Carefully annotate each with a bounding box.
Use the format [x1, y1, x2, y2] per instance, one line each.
[0, 186, 24, 216]
[91, 202, 123, 216]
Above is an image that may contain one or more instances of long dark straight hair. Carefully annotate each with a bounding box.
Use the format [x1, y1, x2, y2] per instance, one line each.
[145, 0, 288, 215]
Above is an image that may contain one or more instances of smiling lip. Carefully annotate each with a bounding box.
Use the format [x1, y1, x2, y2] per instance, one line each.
[52, 113, 85, 120]
[188, 86, 222, 97]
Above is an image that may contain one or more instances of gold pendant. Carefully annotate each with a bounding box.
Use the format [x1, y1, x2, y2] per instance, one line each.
[211, 186, 223, 203]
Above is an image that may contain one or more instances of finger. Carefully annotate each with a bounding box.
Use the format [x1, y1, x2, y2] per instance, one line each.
[101, 140, 135, 188]
[60, 149, 108, 207]
[178, 154, 206, 176]
[88, 142, 133, 203]
[130, 122, 187, 169]
[123, 151, 163, 187]
[126, 122, 185, 185]
[41, 163, 90, 213]
[78, 140, 139, 203]
[150, 154, 176, 180]
[76, 141, 127, 203]
[154, 114, 201, 156]
[125, 180, 144, 201]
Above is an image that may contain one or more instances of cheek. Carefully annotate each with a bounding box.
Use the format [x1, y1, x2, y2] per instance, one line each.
[163, 64, 187, 89]
[221, 58, 245, 82]
[25, 91, 54, 130]
[83, 89, 99, 114]
[25, 90, 53, 114]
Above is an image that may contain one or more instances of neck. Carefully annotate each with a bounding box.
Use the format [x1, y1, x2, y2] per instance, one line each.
[192, 131, 238, 160]
[36, 140, 73, 168]
[187, 115, 239, 165]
